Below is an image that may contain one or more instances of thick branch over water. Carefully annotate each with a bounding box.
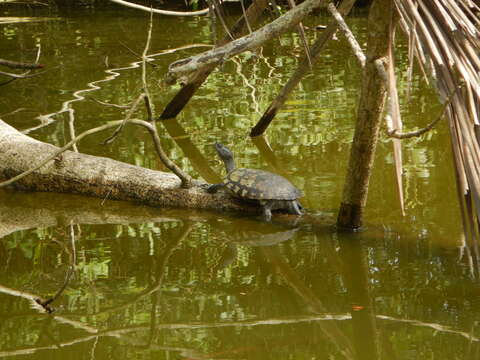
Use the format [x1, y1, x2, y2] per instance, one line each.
[165, 0, 327, 83]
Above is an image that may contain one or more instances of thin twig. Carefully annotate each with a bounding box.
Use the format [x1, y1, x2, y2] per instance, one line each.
[386, 82, 465, 139]
[328, 2, 366, 67]
[142, 9, 155, 121]
[139, 11, 193, 187]
[102, 93, 145, 145]
[239, 0, 252, 33]
[36, 222, 77, 313]
[109, 0, 210, 16]
[288, 0, 313, 68]
[88, 97, 130, 109]
[211, 0, 234, 40]
[118, 40, 158, 68]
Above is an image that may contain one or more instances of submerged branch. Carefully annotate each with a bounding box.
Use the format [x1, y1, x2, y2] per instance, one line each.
[0, 46, 45, 85]
[0, 69, 48, 79]
[0, 58, 44, 69]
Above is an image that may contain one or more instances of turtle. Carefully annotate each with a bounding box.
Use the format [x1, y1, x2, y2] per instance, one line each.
[208, 143, 303, 221]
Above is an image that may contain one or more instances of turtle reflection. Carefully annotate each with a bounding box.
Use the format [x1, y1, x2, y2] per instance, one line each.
[212, 218, 299, 271]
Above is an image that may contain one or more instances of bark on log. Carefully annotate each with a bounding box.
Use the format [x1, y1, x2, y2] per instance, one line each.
[0, 119, 251, 213]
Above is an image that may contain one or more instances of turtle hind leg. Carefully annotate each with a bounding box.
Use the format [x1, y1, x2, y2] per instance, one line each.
[207, 183, 224, 194]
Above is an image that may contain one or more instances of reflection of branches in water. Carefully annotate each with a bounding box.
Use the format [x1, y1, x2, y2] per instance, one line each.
[0, 46, 44, 86]
[69, 222, 193, 318]
[231, 56, 260, 114]
[0, 311, 477, 358]
[35, 222, 77, 313]
[260, 246, 355, 359]
[0, 228, 477, 357]
[23, 44, 212, 135]
[458, 233, 476, 278]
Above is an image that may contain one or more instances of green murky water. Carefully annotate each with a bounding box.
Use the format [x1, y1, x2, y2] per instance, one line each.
[1, 4, 478, 359]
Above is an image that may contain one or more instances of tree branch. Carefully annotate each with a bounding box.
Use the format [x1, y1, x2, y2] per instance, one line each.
[250, 0, 356, 137]
[0, 58, 44, 69]
[385, 82, 465, 139]
[327, 2, 366, 67]
[109, 0, 210, 16]
[165, 0, 327, 84]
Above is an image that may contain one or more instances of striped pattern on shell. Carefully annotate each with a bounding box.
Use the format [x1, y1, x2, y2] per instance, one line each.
[224, 168, 302, 200]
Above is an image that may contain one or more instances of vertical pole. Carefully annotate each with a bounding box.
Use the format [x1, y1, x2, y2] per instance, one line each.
[337, 0, 393, 230]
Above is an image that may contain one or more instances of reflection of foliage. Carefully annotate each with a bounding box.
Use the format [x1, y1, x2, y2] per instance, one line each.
[1, 218, 479, 357]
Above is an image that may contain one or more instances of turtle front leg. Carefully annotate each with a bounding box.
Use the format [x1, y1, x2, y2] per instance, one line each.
[207, 183, 224, 194]
[262, 201, 274, 221]
[290, 200, 303, 215]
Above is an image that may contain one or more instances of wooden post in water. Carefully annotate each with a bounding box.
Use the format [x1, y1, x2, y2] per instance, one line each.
[337, 0, 392, 230]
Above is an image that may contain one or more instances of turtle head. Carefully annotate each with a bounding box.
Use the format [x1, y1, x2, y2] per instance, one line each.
[215, 143, 236, 173]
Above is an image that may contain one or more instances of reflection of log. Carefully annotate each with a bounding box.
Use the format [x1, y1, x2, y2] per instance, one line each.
[0, 190, 180, 238]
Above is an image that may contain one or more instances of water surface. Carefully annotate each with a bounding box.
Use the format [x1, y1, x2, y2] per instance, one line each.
[1, 4, 477, 360]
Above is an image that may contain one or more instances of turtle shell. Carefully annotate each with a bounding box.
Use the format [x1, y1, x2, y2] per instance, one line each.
[224, 168, 302, 200]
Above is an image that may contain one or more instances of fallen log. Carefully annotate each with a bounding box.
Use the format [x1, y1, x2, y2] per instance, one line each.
[0, 119, 251, 214]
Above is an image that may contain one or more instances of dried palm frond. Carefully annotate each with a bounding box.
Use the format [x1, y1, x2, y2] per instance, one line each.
[395, 0, 480, 270]
[387, 20, 405, 216]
